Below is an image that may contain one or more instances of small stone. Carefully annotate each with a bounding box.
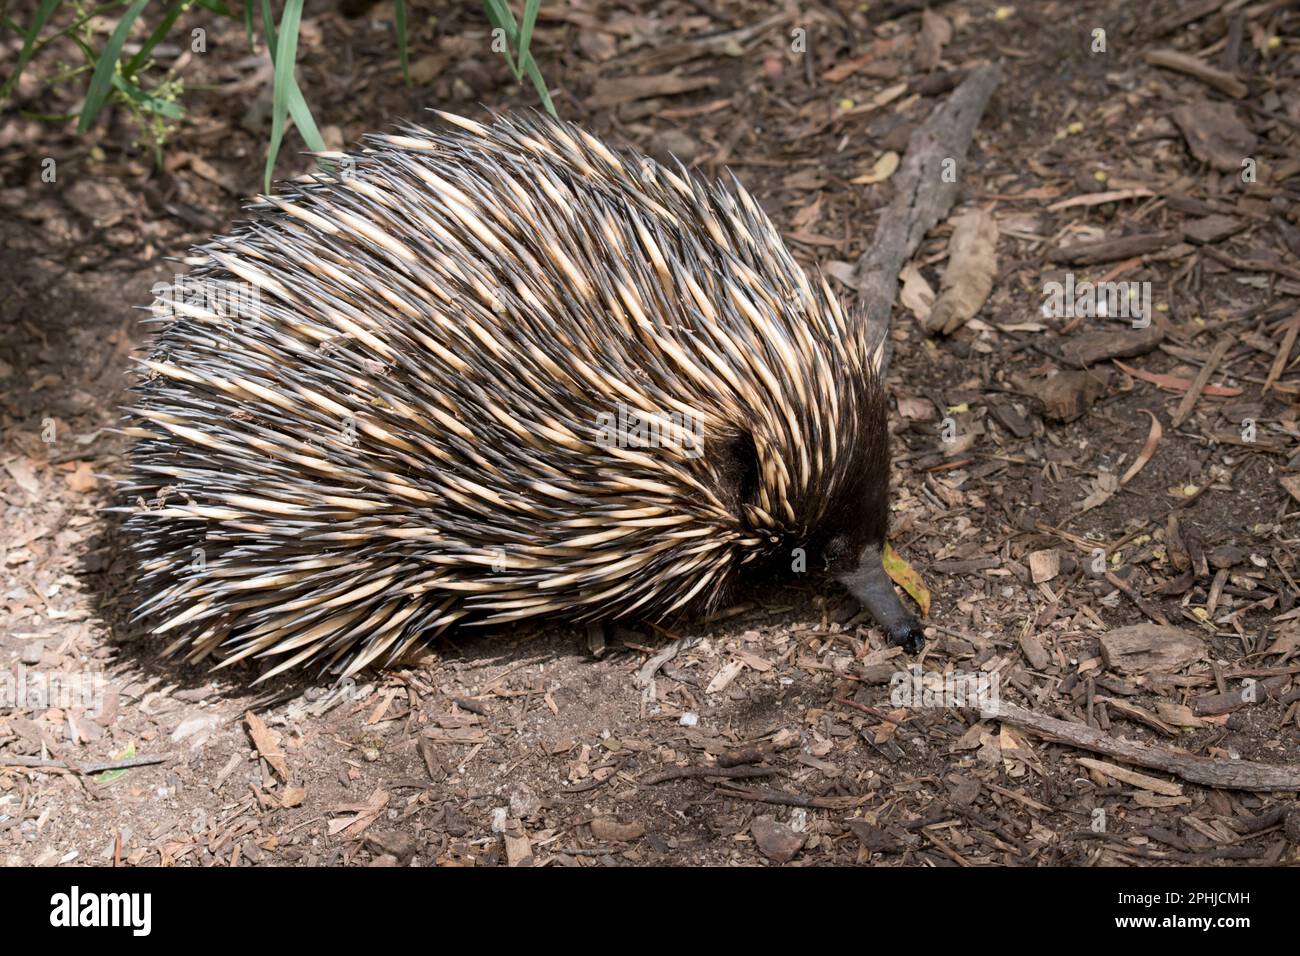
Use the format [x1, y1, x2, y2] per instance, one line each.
[170, 712, 222, 747]
[1030, 370, 1110, 422]
[590, 817, 645, 842]
[750, 815, 805, 863]
[366, 830, 416, 864]
[1208, 546, 1245, 569]
[1018, 633, 1050, 670]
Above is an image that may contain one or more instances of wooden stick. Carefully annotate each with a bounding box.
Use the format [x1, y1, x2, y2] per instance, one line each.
[0, 753, 169, 774]
[854, 63, 1001, 374]
[1264, 314, 1300, 393]
[1143, 49, 1247, 98]
[1171, 335, 1231, 427]
[983, 701, 1300, 792]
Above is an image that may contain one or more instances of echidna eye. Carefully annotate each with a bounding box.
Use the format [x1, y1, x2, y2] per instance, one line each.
[825, 535, 851, 569]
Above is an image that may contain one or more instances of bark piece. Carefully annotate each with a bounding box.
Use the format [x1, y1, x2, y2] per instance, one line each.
[1145, 50, 1248, 98]
[1050, 232, 1178, 265]
[1060, 324, 1164, 367]
[1182, 213, 1247, 244]
[1028, 550, 1060, 583]
[590, 817, 646, 842]
[1099, 624, 1204, 675]
[986, 701, 1300, 792]
[855, 63, 1002, 372]
[1170, 102, 1256, 171]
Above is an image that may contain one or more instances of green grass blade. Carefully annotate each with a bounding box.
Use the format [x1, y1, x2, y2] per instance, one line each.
[193, 0, 236, 15]
[125, 0, 189, 78]
[256, 0, 323, 187]
[1, 0, 64, 101]
[259, 0, 277, 47]
[395, 0, 409, 85]
[482, 0, 521, 79]
[78, 0, 150, 133]
[523, 57, 556, 116]
[285, 81, 325, 154]
[265, 0, 305, 192]
[518, 0, 539, 74]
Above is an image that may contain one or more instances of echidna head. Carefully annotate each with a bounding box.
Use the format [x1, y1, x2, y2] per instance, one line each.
[815, 366, 925, 654]
[829, 533, 925, 655]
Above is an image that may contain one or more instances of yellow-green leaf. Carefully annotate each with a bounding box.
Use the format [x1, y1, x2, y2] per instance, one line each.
[883, 543, 931, 617]
[850, 151, 900, 185]
[96, 741, 136, 784]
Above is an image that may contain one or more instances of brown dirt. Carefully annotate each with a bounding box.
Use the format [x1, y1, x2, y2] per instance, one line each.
[1, 0, 1299, 867]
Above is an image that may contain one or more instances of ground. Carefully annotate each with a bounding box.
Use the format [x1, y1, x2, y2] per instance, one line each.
[1, 0, 1299, 867]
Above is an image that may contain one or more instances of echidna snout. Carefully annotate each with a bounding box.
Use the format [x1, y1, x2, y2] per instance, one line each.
[121, 109, 926, 679]
[836, 549, 925, 654]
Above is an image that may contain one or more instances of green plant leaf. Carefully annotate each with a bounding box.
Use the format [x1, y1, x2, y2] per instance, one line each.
[883, 543, 931, 618]
[482, 0, 520, 79]
[112, 72, 184, 119]
[482, 0, 554, 113]
[78, 0, 150, 133]
[254, 0, 323, 178]
[522, 54, 556, 116]
[265, 0, 305, 193]
[1, 0, 64, 101]
[254, 0, 323, 192]
[96, 742, 137, 784]
[517, 0, 539, 75]
[125, 0, 190, 78]
[395, 0, 409, 85]
[261, 0, 325, 150]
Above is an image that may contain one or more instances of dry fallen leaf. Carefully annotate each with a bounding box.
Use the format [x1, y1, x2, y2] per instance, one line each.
[4, 458, 41, 498]
[916, 8, 952, 71]
[850, 150, 900, 185]
[899, 262, 935, 323]
[65, 461, 98, 493]
[896, 395, 937, 421]
[331, 788, 390, 838]
[926, 209, 998, 335]
[1113, 360, 1243, 396]
[1120, 409, 1163, 486]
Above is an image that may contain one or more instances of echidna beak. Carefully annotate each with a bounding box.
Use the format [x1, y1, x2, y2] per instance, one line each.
[836, 549, 925, 654]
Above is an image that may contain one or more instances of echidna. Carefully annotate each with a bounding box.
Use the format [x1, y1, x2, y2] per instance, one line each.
[121, 110, 925, 680]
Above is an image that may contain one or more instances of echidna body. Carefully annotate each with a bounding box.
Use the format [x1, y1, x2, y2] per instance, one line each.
[122, 111, 923, 680]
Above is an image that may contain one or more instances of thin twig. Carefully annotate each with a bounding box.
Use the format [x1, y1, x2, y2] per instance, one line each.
[0, 753, 170, 774]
